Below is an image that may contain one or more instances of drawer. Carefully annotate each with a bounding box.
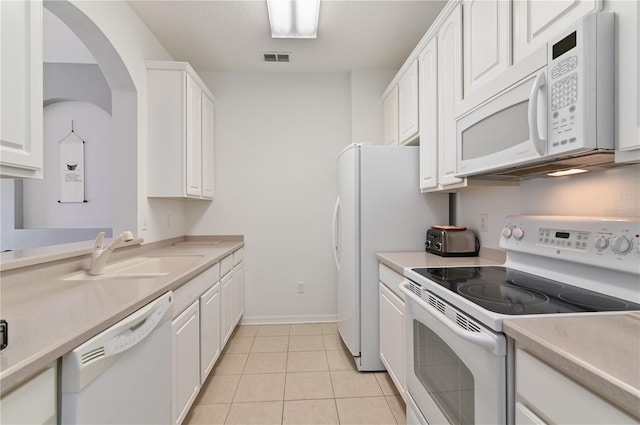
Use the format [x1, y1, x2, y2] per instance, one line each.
[173, 262, 220, 319]
[233, 248, 244, 265]
[379, 263, 405, 301]
[220, 254, 234, 277]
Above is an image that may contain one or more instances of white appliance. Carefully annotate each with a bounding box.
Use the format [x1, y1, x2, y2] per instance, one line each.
[456, 12, 614, 179]
[401, 216, 640, 424]
[332, 144, 447, 371]
[61, 292, 173, 424]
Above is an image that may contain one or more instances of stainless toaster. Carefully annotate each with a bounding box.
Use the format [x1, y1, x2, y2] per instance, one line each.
[426, 226, 479, 257]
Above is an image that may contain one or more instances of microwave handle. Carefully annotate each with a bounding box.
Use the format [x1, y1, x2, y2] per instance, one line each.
[528, 71, 547, 156]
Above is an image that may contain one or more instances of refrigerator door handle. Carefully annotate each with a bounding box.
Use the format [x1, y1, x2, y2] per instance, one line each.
[332, 197, 341, 270]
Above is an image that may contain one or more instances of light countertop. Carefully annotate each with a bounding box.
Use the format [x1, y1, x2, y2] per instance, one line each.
[376, 247, 506, 275]
[505, 313, 640, 420]
[0, 236, 243, 396]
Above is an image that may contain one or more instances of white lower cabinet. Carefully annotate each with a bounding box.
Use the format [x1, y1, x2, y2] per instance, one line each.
[172, 300, 201, 425]
[200, 282, 221, 383]
[515, 348, 636, 424]
[220, 270, 234, 347]
[0, 365, 56, 425]
[378, 263, 406, 400]
[232, 261, 245, 327]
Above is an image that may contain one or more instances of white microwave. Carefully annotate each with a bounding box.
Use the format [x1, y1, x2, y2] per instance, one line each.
[456, 12, 614, 179]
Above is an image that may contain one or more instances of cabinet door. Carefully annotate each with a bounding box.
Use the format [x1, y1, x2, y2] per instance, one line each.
[383, 86, 399, 145]
[418, 38, 439, 191]
[172, 300, 200, 425]
[615, 0, 640, 153]
[0, 366, 56, 425]
[379, 283, 405, 400]
[232, 263, 244, 327]
[220, 272, 234, 347]
[398, 60, 419, 144]
[201, 93, 215, 199]
[437, 4, 464, 187]
[186, 74, 203, 198]
[463, 0, 511, 96]
[200, 283, 221, 383]
[0, 0, 43, 179]
[513, 0, 602, 62]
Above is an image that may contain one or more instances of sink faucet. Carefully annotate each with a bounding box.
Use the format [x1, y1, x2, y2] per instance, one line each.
[89, 231, 135, 275]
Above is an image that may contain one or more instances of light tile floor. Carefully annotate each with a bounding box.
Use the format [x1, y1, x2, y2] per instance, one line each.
[184, 323, 407, 425]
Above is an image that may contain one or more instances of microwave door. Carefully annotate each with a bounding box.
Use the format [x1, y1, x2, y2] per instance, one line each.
[456, 69, 548, 177]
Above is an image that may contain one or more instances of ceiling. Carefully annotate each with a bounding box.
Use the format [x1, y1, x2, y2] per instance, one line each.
[127, 0, 447, 73]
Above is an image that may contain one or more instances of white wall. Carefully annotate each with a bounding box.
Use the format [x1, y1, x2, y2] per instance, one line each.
[187, 72, 351, 323]
[457, 165, 640, 248]
[350, 70, 395, 145]
[23, 101, 112, 228]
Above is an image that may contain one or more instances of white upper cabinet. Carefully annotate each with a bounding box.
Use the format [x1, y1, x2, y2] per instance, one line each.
[383, 86, 399, 145]
[463, 0, 511, 96]
[437, 4, 464, 187]
[613, 0, 640, 158]
[418, 38, 439, 191]
[0, 0, 43, 179]
[513, 0, 602, 62]
[398, 60, 420, 144]
[146, 61, 215, 200]
[201, 94, 215, 198]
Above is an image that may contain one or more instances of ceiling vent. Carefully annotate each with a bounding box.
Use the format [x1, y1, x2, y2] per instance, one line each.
[262, 52, 290, 63]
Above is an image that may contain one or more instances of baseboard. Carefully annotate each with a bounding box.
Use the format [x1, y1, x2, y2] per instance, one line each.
[240, 314, 338, 325]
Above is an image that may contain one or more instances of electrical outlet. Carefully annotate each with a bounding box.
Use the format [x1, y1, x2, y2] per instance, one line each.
[480, 214, 488, 232]
[142, 215, 149, 231]
[297, 281, 305, 293]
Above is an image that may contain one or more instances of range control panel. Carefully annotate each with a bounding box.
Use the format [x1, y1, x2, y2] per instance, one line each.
[500, 215, 640, 275]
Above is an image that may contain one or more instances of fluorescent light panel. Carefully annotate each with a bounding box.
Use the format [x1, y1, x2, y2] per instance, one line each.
[547, 168, 589, 177]
[267, 0, 320, 38]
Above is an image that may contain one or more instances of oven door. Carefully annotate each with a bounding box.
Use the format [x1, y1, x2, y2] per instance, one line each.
[401, 280, 507, 425]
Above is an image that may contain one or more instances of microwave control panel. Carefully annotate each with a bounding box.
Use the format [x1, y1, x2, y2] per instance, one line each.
[546, 12, 614, 155]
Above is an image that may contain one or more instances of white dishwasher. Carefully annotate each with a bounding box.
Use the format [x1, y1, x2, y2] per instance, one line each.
[61, 291, 173, 424]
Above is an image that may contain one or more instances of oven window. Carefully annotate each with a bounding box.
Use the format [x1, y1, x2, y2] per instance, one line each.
[461, 100, 529, 160]
[414, 320, 474, 425]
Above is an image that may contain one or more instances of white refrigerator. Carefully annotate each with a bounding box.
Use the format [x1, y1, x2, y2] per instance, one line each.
[332, 144, 448, 371]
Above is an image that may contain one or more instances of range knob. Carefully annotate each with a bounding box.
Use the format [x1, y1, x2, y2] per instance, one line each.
[594, 236, 609, 251]
[502, 227, 512, 238]
[513, 227, 525, 240]
[611, 236, 632, 255]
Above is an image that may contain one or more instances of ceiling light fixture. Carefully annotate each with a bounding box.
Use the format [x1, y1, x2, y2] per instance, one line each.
[267, 0, 320, 38]
[546, 168, 589, 177]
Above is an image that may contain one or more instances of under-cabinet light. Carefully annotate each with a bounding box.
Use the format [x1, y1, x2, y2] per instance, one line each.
[267, 0, 320, 38]
[547, 168, 589, 177]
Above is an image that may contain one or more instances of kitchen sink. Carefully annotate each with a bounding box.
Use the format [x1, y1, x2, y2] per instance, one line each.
[63, 255, 204, 281]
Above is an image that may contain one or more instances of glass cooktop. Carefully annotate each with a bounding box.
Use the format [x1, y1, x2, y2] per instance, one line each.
[411, 266, 640, 315]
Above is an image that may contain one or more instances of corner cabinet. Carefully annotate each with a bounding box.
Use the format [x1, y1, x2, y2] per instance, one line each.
[146, 61, 215, 200]
[0, 0, 43, 179]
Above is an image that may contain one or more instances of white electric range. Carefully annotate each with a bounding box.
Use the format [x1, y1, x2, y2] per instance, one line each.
[401, 215, 640, 425]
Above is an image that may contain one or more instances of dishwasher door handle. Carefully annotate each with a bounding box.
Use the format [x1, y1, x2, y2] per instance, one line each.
[61, 292, 173, 393]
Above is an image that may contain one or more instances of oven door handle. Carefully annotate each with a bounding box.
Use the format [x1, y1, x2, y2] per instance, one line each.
[400, 280, 506, 356]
